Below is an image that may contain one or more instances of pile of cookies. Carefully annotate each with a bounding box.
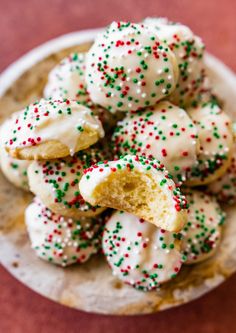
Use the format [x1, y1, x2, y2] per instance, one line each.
[0, 18, 234, 291]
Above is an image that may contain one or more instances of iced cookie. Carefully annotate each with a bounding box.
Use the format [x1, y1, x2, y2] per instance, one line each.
[112, 101, 198, 183]
[44, 52, 123, 132]
[0, 147, 30, 191]
[86, 21, 179, 112]
[79, 155, 188, 232]
[25, 198, 102, 267]
[0, 118, 30, 191]
[144, 17, 210, 108]
[181, 190, 225, 264]
[44, 52, 89, 102]
[186, 102, 233, 186]
[3, 99, 104, 160]
[102, 210, 184, 291]
[28, 148, 107, 218]
[207, 137, 236, 204]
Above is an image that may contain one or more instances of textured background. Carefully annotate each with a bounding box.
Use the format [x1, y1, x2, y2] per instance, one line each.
[1, 0, 236, 332]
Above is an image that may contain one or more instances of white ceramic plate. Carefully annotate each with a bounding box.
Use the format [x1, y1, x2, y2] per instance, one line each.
[0, 29, 236, 315]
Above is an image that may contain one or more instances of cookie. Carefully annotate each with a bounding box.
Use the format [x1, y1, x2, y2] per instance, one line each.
[44, 52, 123, 132]
[28, 148, 107, 218]
[0, 147, 30, 191]
[112, 100, 198, 183]
[0, 118, 30, 190]
[144, 17, 210, 108]
[186, 102, 233, 186]
[207, 131, 236, 203]
[86, 21, 179, 112]
[3, 99, 104, 160]
[25, 198, 102, 267]
[44, 52, 88, 102]
[79, 155, 188, 232]
[181, 190, 225, 264]
[102, 210, 184, 291]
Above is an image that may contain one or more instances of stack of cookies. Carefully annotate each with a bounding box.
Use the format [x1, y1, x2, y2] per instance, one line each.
[0, 18, 234, 292]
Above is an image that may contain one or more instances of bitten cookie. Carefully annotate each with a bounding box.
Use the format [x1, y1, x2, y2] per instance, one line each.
[79, 155, 188, 232]
[86, 21, 179, 112]
[144, 17, 210, 108]
[25, 198, 102, 266]
[28, 148, 107, 218]
[102, 210, 184, 291]
[112, 100, 198, 183]
[3, 99, 104, 160]
[181, 190, 225, 264]
[186, 102, 233, 186]
[44, 52, 123, 132]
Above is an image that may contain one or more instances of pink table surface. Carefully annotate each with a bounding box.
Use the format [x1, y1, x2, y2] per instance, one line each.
[1, 0, 236, 332]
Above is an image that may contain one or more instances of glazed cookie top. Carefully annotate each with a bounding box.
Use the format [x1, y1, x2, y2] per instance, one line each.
[28, 148, 108, 216]
[181, 190, 225, 264]
[144, 17, 208, 108]
[112, 101, 198, 183]
[25, 198, 102, 266]
[86, 21, 179, 112]
[103, 210, 184, 290]
[187, 102, 233, 184]
[3, 99, 104, 155]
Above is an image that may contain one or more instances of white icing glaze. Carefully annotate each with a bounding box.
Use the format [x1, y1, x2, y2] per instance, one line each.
[86, 21, 179, 112]
[3, 99, 104, 155]
[181, 190, 225, 264]
[112, 101, 198, 183]
[25, 198, 102, 267]
[102, 210, 183, 290]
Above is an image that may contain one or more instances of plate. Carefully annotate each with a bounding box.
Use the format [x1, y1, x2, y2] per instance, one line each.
[0, 29, 236, 315]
